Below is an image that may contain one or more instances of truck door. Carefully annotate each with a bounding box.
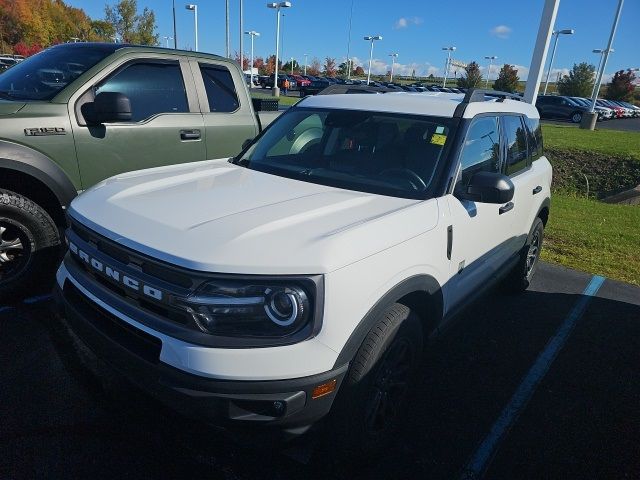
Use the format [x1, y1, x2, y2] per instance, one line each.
[190, 59, 259, 160]
[71, 56, 205, 188]
[444, 115, 515, 311]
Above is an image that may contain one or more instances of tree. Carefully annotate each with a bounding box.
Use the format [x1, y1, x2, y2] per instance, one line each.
[605, 69, 637, 102]
[337, 61, 349, 77]
[457, 61, 482, 88]
[263, 55, 276, 75]
[252, 56, 265, 72]
[427, 73, 435, 80]
[354, 65, 365, 76]
[281, 59, 298, 74]
[233, 52, 250, 71]
[557, 62, 595, 97]
[105, 0, 158, 45]
[90, 20, 116, 41]
[323, 57, 337, 77]
[307, 57, 321, 76]
[492, 64, 520, 92]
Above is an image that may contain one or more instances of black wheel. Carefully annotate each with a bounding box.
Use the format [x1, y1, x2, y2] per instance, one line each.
[329, 303, 423, 457]
[0, 189, 61, 299]
[570, 111, 583, 124]
[504, 217, 544, 293]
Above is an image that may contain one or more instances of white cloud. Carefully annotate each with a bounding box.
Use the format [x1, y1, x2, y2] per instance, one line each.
[394, 16, 423, 29]
[349, 56, 441, 77]
[490, 25, 512, 39]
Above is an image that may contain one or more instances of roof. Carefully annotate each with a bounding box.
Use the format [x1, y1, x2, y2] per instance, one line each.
[298, 91, 540, 120]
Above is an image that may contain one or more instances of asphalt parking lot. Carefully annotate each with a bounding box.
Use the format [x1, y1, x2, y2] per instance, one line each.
[1, 262, 639, 479]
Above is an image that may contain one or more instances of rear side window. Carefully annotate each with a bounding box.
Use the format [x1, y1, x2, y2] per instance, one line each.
[457, 116, 501, 190]
[96, 61, 188, 122]
[199, 64, 240, 112]
[526, 117, 543, 161]
[502, 115, 528, 176]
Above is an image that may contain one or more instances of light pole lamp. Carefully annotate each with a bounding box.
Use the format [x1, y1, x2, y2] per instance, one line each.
[389, 53, 398, 82]
[163, 36, 174, 48]
[267, 1, 292, 97]
[185, 4, 198, 52]
[442, 46, 456, 87]
[543, 28, 574, 94]
[245, 30, 260, 87]
[484, 55, 498, 88]
[364, 35, 382, 85]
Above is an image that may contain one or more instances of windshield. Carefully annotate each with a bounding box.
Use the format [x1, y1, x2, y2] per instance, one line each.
[234, 108, 457, 200]
[0, 44, 118, 101]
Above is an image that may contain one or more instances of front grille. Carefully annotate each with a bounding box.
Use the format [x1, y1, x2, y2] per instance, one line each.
[70, 220, 193, 289]
[64, 281, 162, 364]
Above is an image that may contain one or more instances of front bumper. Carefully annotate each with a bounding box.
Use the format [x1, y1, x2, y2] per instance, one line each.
[53, 280, 348, 436]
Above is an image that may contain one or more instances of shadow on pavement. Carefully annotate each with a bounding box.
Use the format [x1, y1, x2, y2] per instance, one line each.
[1, 285, 638, 479]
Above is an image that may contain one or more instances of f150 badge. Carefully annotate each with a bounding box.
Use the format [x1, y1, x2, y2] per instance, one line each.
[24, 127, 66, 136]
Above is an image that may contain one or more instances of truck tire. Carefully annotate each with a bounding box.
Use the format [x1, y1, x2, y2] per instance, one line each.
[503, 217, 544, 294]
[329, 303, 423, 458]
[0, 189, 61, 299]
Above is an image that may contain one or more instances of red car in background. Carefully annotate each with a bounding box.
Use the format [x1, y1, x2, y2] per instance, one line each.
[292, 75, 311, 87]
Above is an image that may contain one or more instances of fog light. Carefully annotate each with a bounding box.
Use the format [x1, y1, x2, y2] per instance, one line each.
[311, 379, 337, 399]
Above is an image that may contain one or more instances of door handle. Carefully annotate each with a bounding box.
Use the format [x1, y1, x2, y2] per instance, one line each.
[180, 129, 201, 140]
[532, 185, 542, 195]
[499, 202, 514, 215]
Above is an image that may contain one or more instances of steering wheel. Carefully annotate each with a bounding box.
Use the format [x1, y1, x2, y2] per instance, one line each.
[379, 168, 427, 191]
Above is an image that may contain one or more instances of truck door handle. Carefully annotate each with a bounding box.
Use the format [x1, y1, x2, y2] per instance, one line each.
[532, 185, 542, 195]
[180, 129, 201, 141]
[499, 202, 514, 215]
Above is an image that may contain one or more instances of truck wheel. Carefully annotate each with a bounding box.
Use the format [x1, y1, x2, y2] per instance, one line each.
[503, 217, 544, 294]
[330, 303, 423, 457]
[0, 189, 61, 299]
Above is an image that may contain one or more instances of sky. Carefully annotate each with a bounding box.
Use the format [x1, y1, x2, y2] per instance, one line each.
[70, 0, 639, 81]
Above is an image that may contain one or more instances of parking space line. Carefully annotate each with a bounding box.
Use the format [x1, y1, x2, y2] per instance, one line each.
[461, 275, 606, 480]
[23, 294, 53, 305]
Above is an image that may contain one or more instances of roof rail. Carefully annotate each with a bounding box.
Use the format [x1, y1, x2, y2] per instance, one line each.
[316, 84, 395, 95]
[453, 88, 522, 117]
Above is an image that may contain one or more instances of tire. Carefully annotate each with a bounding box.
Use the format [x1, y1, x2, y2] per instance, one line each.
[328, 303, 424, 458]
[0, 189, 62, 300]
[503, 217, 544, 293]
[570, 111, 583, 123]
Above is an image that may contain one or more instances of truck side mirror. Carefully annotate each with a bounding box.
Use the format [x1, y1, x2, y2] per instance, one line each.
[89, 92, 132, 124]
[460, 171, 514, 204]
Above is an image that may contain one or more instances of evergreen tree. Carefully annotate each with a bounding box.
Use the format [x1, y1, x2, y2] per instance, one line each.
[492, 64, 520, 92]
[457, 61, 482, 88]
[557, 63, 595, 97]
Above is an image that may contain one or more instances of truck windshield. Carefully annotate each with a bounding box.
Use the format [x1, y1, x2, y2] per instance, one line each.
[234, 108, 457, 200]
[0, 44, 118, 101]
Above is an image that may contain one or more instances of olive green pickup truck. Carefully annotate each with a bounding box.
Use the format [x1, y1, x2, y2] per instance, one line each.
[0, 42, 280, 297]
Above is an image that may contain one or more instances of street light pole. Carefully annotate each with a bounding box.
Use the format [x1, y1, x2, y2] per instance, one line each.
[346, 0, 354, 79]
[225, 0, 230, 57]
[590, 48, 614, 98]
[163, 36, 174, 48]
[239, 0, 244, 71]
[267, 2, 292, 97]
[245, 30, 260, 87]
[290, 57, 295, 75]
[364, 35, 382, 85]
[442, 46, 456, 87]
[185, 4, 198, 52]
[389, 53, 398, 82]
[304, 53, 308, 76]
[543, 29, 574, 95]
[583, 0, 624, 130]
[172, 0, 178, 48]
[484, 55, 497, 88]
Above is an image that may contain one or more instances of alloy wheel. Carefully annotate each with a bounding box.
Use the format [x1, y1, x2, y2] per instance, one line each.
[0, 220, 31, 282]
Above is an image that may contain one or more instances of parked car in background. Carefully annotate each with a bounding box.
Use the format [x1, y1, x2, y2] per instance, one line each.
[535, 95, 591, 123]
[0, 42, 281, 297]
[596, 99, 624, 118]
[0, 56, 17, 72]
[569, 97, 612, 120]
[299, 76, 331, 96]
[292, 74, 310, 87]
[260, 73, 296, 90]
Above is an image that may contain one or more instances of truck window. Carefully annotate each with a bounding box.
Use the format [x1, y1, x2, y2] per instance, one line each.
[526, 117, 543, 161]
[502, 115, 528, 176]
[96, 61, 188, 122]
[199, 64, 240, 112]
[457, 116, 500, 190]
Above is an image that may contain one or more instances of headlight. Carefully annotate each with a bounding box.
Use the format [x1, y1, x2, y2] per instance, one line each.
[176, 278, 316, 338]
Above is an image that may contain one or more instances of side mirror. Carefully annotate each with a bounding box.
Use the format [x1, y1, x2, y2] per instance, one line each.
[89, 92, 132, 124]
[462, 171, 514, 204]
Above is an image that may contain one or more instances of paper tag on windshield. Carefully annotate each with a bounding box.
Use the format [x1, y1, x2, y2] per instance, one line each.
[435, 126, 445, 134]
[431, 133, 447, 145]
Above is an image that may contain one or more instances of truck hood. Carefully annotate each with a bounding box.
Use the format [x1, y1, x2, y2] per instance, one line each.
[0, 100, 26, 115]
[70, 159, 439, 274]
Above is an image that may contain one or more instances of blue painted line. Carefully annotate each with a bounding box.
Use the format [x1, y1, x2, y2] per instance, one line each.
[461, 275, 606, 479]
[23, 294, 53, 305]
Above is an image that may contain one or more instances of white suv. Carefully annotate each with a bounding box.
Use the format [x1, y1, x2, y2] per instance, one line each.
[54, 89, 551, 451]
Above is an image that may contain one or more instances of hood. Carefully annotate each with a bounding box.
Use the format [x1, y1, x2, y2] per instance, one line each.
[0, 100, 26, 115]
[70, 159, 439, 274]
